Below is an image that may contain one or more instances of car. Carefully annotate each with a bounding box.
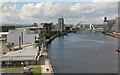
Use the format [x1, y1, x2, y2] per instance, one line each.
[23, 67, 33, 75]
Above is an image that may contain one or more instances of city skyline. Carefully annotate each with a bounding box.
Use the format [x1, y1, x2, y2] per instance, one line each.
[0, 1, 120, 74]
[0, 1, 119, 25]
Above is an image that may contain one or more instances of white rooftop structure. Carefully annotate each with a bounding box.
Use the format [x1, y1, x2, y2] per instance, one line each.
[0, 47, 38, 61]
[0, 32, 9, 35]
[0, 32, 9, 37]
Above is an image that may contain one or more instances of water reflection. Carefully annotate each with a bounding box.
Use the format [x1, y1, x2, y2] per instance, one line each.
[48, 31, 118, 73]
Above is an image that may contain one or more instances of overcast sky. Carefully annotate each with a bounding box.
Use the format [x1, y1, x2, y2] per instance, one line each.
[0, 0, 119, 25]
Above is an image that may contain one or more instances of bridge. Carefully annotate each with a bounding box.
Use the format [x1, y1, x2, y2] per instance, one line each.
[76, 21, 96, 31]
[76, 21, 104, 32]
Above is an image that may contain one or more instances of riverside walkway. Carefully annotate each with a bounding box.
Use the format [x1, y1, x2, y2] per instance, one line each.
[40, 35, 58, 75]
[41, 52, 54, 75]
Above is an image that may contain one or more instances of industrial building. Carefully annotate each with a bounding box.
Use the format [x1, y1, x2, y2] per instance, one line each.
[7, 26, 43, 46]
[0, 47, 40, 67]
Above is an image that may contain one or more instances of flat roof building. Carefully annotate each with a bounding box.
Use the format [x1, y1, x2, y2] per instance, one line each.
[0, 47, 40, 67]
[7, 27, 43, 46]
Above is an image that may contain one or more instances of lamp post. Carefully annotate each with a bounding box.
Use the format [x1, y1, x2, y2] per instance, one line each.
[21, 62, 24, 67]
[38, 30, 41, 52]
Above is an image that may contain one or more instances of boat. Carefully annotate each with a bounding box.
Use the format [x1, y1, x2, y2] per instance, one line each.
[115, 49, 120, 52]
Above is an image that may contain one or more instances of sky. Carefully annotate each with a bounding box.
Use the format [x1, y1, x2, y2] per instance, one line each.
[0, 0, 119, 25]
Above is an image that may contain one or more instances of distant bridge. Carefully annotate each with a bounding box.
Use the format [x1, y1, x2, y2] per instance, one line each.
[76, 21, 96, 31]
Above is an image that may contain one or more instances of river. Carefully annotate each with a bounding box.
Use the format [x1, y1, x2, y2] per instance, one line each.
[47, 31, 118, 73]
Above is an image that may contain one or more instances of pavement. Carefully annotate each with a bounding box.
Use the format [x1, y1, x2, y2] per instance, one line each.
[41, 52, 54, 75]
[0, 68, 23, 74]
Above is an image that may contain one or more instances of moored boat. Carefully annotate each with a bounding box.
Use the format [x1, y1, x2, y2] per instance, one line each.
[115, 49, 120, 52]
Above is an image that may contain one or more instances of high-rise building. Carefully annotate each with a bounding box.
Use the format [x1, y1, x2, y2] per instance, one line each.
[33, 23, 38, 27]
[58, 18, 64, 32]
[113, 17, 120, 32]
[41, 23, 53, 34]
[106, 19, 116, 31]
[103, 17, 116, 32]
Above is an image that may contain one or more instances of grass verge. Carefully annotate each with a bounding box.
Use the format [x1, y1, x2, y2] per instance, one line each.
[32, 67, 41, 75]
[0, 67, 22, 69]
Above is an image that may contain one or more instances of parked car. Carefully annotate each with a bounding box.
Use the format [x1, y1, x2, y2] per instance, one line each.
[23, 66, 33, 75]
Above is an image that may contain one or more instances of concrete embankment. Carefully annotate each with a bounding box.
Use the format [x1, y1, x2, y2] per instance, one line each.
[102, 32, 120, 39]
[45, 34, 59, 44]
[41, 34, 59, 75]
[41, 52, 54, 75]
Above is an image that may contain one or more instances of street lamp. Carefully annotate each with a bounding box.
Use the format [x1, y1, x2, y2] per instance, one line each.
[21, 62, 24, 67]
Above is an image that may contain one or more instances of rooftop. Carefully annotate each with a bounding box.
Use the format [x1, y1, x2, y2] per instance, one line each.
[0, 47, 38, 61]
[0, 32, 9, 37]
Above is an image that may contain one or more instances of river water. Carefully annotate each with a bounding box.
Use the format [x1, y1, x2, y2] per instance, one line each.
[47, 31, 118, 73]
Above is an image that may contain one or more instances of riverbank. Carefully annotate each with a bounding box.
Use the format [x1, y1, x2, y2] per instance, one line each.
[102, 31, 120, 39]
[41, 34, 59, 75]
[45, 34, 59, 45]
[41, 51, 54, 75]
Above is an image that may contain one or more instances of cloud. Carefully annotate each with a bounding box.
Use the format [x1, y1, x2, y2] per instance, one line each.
[0, 0, 20, 2]
[1, 4, 22, 24]
[20, 2, 71, 19]
[93, 0, 119, 2]
[1, 2, 118, 25]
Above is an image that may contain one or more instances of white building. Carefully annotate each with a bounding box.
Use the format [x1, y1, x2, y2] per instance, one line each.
[7, 26, 43, 46]
[0, 47, 40, 66]
[0, 32, 8, 41]
[0, 32, 8, 38]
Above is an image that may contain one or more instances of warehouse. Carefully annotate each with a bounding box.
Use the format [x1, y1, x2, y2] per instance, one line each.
[0, 47, 40, 67]
[7, 26, 43, 46]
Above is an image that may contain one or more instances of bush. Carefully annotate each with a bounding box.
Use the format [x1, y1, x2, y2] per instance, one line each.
[44, 33, 51, 39]
[13, 47, 22, 51]
[44, 31, 59, 39]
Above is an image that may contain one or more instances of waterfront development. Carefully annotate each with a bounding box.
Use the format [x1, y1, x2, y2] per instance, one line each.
[47, 31, 118, 73]
[0, 1, 119, 75]
[0, 23, 119, 75]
